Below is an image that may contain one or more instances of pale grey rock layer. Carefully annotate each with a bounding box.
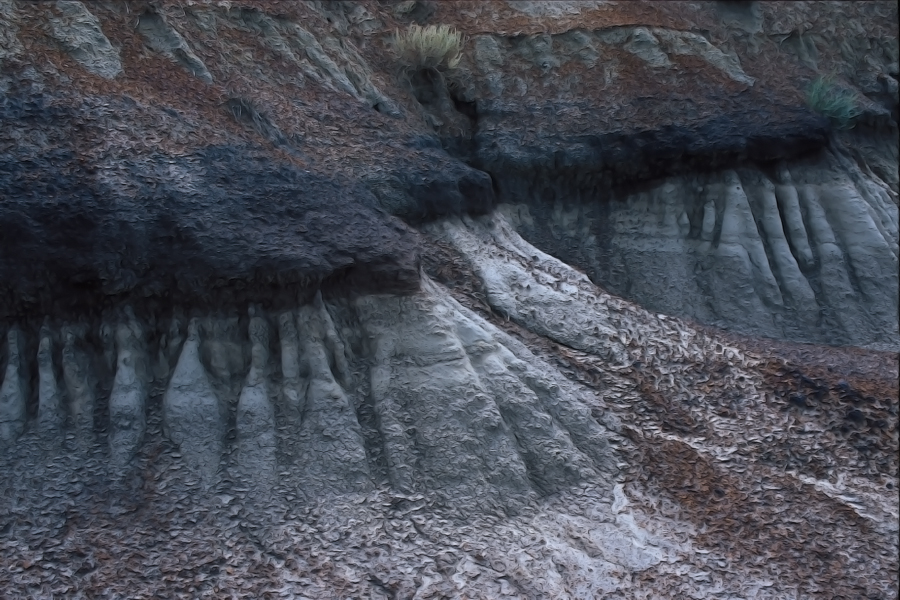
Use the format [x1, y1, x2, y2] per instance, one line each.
[1, 215, 896, 597]
[107, 311, 148, 469]
[162, 317, 226, 488]
[290, 294, 372, 499]
[0, 282, 619, 511]
[60, 324, 96, 444]
[500, 150, 900, 349]
[0, 328, 26, 443]
[36, 324, 65, 432]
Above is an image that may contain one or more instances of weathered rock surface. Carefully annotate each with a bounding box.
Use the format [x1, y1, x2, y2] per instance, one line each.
[0, 1, 898, 598]
[0, 0, 483, 317]
[1, 216, 896, 597]
[0, 136, 422, 314]
[2, 0, 896, 344]
[501, 148, 899, 347]
[426, 1, 899, 347]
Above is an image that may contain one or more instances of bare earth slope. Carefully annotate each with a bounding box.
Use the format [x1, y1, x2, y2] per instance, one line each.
[0, 1, 898, 598]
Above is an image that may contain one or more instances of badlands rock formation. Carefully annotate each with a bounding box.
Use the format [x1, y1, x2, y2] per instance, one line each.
[0, 1, 897, 598]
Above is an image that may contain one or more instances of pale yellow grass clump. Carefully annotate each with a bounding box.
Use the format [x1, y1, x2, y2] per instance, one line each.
[391, 24, 463, 71]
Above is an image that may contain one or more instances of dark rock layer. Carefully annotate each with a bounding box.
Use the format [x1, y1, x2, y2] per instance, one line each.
[0, 87, 422, 318]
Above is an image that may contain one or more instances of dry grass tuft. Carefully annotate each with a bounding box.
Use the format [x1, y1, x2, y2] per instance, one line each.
[391, 24, 463, 71]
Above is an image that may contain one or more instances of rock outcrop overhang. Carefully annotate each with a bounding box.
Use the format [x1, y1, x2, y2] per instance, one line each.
[2, 1, 896, 325]
[0, 0, 499, 318]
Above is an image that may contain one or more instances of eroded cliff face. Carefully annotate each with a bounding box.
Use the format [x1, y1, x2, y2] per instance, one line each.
[2, 215, 897, 598]
[430, 1, 900, 348]
[0, 0, 897, 342]
[502, 153, 899, 348]
[1, 1, 898, 598]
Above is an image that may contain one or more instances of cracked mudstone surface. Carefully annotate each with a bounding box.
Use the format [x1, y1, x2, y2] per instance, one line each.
[1, 1, 898, 598]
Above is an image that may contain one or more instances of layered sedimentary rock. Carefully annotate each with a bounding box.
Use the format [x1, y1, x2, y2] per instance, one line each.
[0, 328, 27, 443]
[1, 0, 896, 346]
[107, 310, 149, 469]
[0, 1, 897, 598]
[1, 216, 896, 597]
[501, 149, 899, 347]
[427, 1, 899, 348]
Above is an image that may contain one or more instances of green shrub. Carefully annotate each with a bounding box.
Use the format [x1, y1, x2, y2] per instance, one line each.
[805, 76, 863, 129]
[391, 24, 463, 71]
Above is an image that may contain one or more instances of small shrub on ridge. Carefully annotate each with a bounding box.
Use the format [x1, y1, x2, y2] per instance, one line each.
[806, 76, 863, 129]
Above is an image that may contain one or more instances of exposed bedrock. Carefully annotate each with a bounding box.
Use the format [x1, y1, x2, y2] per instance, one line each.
[61, 324, 98, 445]
[162, 317, 226, 488]
[402, 13, 897, 349]
[11, 208, 887, 506]
[0, 327, 27, 443]
[288, 293, 372, 499]
[0, 1, 897, 596]
[0, 141, 423, 318]
[355, 278, 617, 510]
[36, 323, 65, 433]
[235, 306, 276, 491]
[107, 309, 149, 469]
[3, 0, 895, 351]
[0, 283, 619, 513]
[0, 215, 896, 597]
[46, 0, 122, 80]
[494, 148, 899, 349]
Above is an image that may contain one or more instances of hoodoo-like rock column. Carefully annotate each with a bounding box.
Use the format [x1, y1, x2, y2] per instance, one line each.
[278, 310, 305, 418]
[108, 310, 149, 469]
[61, 325, 97, 445]
[36, 323, 65, 433]
[162, 318, 226, 488]
[236, 306, 277, 489]
[291, 293, 373, 498]
[0, 328, 27, 444]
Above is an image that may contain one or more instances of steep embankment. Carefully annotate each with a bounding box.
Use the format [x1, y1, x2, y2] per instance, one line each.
[1, 0, 897, 343]
[0, 1, 898, 598]
[422, 1, 899, 347]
